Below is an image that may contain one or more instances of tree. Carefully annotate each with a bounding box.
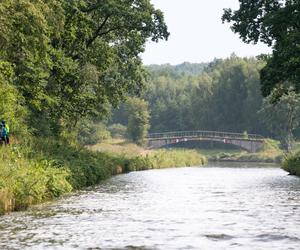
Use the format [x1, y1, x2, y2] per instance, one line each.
[222, 0, 300, 98]
[77, 122, 111, 145]
[208, 56, 265, 133]
[140, 58, 267, 135]
[0, 61, 28, 138]
[108, 123, 127, 138]
[260, 87, 300, 152]
[125, 97, 150, 144]
[0, 0, 169, 137]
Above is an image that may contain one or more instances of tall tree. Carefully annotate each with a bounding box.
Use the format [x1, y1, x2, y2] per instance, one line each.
[0, 0, 169, 136]
[261, 88, 300, 151]
[125, 97, 150, 144]
[140, 57, 267, 135]
[222, 0, 300, 98]
[0, 61, 28, 137]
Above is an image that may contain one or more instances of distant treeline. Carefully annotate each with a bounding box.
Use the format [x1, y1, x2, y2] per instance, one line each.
[113, 55, 296, 139]
[146, 62, 209, 76]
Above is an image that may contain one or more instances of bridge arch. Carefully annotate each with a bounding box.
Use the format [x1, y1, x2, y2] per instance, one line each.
[156, 138, 246, 151]
[147, 130, 264, 153]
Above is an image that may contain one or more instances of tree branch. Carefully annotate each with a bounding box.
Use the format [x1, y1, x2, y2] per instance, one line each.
[98, 27, 121, 37]
[86, 15, 111, 48]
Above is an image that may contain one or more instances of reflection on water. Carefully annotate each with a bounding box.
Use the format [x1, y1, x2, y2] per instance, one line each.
[0, 162, 300, 250]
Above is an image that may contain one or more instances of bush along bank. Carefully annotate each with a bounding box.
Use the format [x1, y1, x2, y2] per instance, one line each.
[282, 153, 300, 177]
[207, 139, 283, 163]
[0, 140, 207, 215]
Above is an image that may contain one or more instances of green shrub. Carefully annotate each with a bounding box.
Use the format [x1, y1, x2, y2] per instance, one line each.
[77, 122, 111, 145]
[282, 153, 300, 176]
[108, 123, 127, 138]
[32, 139, 121, 189]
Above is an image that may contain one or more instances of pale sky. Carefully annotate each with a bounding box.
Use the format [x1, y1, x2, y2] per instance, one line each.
[142, 0, 272, 65]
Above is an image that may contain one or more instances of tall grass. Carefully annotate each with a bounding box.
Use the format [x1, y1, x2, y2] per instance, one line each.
[282, 152, 300, 176]
[0, 146, 72, 214]
[0, 139, 207, 215]
[124, 149, 207, 172]
[149, 149, 207, 168]
[204, 139, 283, 163]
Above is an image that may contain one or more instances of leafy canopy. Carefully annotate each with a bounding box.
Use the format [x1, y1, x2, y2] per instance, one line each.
[0, 0, 169, 137]
[125, 97, 150, 144]
[222, 0, 300, 98]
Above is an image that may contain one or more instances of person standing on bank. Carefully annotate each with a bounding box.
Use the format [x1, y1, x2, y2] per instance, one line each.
[0, 121, 9, 145]
[0, 123, 3, 145]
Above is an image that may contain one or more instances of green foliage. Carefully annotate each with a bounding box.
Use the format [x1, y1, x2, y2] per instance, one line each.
[0, 146, 72, 212]
[283, 153, 300, 176]
[1, 137, 207, 214]
[149, 149, 207, 168]
[32, 139, 123, 189]
[0, 0, 169, 137]
[0, 61, 28, 138]
[260, 88, 300, 151]
[124, 149, 207, 172]
[207, 56, 265, 132]
[147, 62, 208, 76]
[108, 123, 127, 138]
[260, 139, 281, 152]
[125, 97, 150, 144]
[131, 56, 267, 135]
[77, 122, 111, 145]
[222, 0, 300, 99]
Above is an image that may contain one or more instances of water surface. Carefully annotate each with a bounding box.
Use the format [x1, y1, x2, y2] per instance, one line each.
[0, 162, 300, 249]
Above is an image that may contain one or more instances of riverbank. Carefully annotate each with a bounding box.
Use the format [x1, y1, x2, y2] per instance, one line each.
[0, 139, 206, 215]
[282, 152, 300, 176]
[1, 164, 298, 250]
[200, 139, 283, 164]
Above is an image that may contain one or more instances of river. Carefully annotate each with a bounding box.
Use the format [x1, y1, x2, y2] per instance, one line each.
[0, 162, 300, 250]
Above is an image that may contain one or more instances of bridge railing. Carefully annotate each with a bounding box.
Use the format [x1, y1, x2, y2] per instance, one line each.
[147, 130, 264, 141]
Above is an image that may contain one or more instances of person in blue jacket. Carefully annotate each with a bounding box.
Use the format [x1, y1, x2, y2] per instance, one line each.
[0, 121, 9, 145]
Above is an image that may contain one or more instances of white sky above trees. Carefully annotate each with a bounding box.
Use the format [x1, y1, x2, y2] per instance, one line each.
[142, 0, 272, 65]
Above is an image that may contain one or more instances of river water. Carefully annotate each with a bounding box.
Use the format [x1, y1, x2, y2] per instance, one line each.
[0, 162, 300, 250]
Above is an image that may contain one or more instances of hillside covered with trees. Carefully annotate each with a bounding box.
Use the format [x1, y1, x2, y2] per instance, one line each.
[112, 55, 299, 147]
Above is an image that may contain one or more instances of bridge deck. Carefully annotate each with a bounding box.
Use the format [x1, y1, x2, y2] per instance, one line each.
[147, 130, 264, 141]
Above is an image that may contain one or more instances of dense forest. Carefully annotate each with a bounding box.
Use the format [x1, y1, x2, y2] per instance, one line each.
[145, 56, 266, 134]
[112, 56, 300, 147]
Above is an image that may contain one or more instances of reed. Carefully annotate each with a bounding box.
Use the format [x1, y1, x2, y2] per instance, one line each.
[0, 139, 207, 215]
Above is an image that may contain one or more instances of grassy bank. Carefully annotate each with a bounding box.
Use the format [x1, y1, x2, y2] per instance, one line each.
[88, 139, 207, 170]
[0, 139, 206, 215]
[0, 146, 72, 214]
[201, 139, 283, 163]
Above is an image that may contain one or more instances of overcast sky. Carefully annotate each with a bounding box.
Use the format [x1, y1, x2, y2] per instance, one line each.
[142, 0, 272, 65]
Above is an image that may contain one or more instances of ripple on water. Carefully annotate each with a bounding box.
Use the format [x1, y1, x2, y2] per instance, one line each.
[204, 233, 235, 241]
[0, 164, 299, 250]
[255, 234, 300, 242]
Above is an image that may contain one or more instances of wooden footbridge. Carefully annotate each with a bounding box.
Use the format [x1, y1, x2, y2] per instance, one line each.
[147, 130, 265, 153]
